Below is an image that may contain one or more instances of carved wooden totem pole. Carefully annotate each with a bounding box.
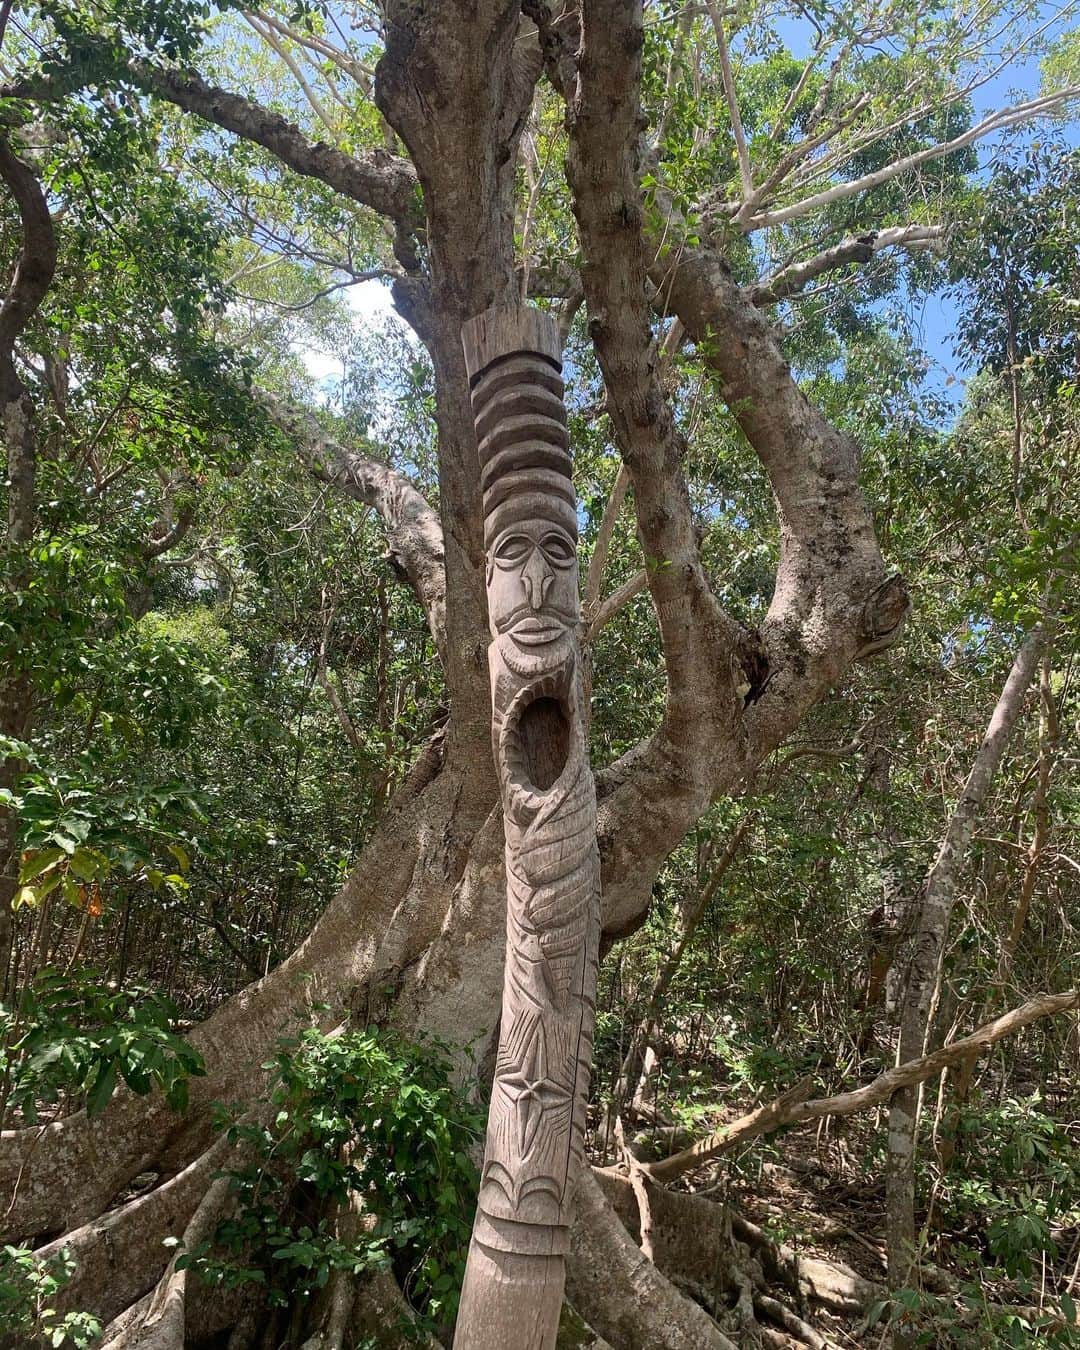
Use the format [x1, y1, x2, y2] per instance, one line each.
[454, 307, 600, 1348]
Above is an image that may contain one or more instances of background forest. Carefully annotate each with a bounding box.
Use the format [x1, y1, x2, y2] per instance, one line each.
[0, 0, 1078, 1346]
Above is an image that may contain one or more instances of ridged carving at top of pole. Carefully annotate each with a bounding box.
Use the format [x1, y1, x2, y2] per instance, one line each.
[462, 306, 600, 1258]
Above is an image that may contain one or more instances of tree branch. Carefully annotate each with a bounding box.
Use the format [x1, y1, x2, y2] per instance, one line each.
[646, 988, 1079, 1183]
[584, 569, 648, 644]
[706, 0, 753, 202]
[567, 0, 757, 936]
[650, 239, 909, 763]
[750, 224, 946, 305]
[583, 464, 630, 619]
[260, 394, 446, 656]
[742, 87, 1079, 231]
[2, 59, 421, 241]
[143, 499, 195, 561]
[242, 11, 339, 136]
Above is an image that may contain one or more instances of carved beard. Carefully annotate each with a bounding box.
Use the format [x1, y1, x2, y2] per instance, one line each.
[492, 625, 576, 680]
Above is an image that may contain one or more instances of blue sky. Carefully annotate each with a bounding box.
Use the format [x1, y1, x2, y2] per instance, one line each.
[300, 4, 1078, 425]
[764, 5, 1078, 415]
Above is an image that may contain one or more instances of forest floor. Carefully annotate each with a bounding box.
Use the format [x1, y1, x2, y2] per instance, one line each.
[628, 1087, 1080, 1348]
[738, 1128, 893, 1346]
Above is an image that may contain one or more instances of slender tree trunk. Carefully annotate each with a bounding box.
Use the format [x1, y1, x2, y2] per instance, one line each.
[0, 136, 58, 996]
[604, 812, 753, 1144]
[455, 307, 600, 1350]
[996, 651, 1057, 982]
[885, 625, 1046, 1314]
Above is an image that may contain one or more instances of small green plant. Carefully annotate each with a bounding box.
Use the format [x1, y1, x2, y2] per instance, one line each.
[188, 1026, 482, 1337]
[0, 1245, 102, 1348]
[0, 968, 205, 1125]
[870, 1280, 1080, 1348]
[935, 1094, 1079, 1279]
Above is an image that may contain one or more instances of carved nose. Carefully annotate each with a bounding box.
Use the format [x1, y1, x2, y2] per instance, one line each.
[521, 550, 554, 608]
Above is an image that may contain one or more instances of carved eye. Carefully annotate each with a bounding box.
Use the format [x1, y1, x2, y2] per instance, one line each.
[541, 532, 576, 566]
[494, 534, 533, 567]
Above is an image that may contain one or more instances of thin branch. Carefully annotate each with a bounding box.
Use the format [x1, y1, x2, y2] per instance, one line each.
[744, 87, 1080, 231]
[260, 392, 446, 655]
[243, 11, 338, 135]
[750, 224, 946, 305]
[583, 568, 648, 644]
[2, 59, 421, 232]
[646, 988, 1079, 1183]
[705, 0, 753, 201]
[315, 602, 366, 759]
[583, 465, 630, 619]
[246, 8, 374, 89]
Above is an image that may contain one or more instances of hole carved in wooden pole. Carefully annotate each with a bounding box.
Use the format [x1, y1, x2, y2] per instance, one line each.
[455, 306, 600, 1349]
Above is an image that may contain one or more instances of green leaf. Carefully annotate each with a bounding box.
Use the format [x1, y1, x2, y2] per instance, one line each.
[86, 1059, 118, 1116]
[68, 847, 106, 882]
[167, 842, 190, 874]
[18, 847, 66, 883]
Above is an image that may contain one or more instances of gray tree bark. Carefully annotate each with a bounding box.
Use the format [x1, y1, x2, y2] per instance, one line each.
[885, 625, 1046, 1307]
[0, 134, 57, 995]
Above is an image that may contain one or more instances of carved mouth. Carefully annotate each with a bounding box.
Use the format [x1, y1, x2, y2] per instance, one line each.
[510, 617, 569, 646]
[501, 673, 575, 796]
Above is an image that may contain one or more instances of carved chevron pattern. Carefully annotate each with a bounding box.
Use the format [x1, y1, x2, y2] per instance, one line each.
[460, 308, 601, 1249]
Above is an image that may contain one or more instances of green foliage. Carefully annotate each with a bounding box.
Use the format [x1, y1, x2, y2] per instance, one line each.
[935, 1095, 1080, 1279]
[0, 1245, 102, 1349]
[0, 968, 205, 1123]
[872, 1280, 1080, 1348]
[1, 733, 204, 920]
[951, 140, 1079, 393]
[188, 1027, 482, 1336]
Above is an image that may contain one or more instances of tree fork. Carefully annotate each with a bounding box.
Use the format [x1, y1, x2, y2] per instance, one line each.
[455, 306, 600, 1348]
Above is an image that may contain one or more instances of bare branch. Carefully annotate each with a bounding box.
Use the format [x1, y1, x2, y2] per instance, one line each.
[315, 604, 367, 759]
[705, 0, 753, 202]
[647, 988, 1079, 1183]
[242, 12, 339, 135]
[260, 393, 446, 655]
[744, 87, 1080, 231]
[143, 496, 196, 560]
[651, 239, 908, 760]
[567, 0, 766, 935]
[750, 224, 947, 305]
[583, 465, 630, 619]
[584, 569, 648, 644]
[245, 8, 374, 91]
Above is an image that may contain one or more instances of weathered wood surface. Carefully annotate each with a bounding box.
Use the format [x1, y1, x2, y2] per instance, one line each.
[455, 306, 600, 1349]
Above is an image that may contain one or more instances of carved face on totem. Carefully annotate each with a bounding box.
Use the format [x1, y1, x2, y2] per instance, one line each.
[487, 516, 579, 676]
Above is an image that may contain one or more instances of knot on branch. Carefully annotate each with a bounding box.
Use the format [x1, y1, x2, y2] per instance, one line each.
[856, 573, 910, 660]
